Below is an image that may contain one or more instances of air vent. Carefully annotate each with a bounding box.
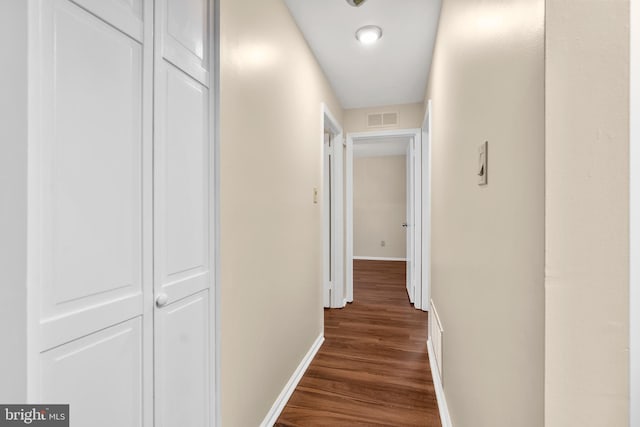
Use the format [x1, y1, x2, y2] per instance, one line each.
[382, 112, 398, 126]
[429, 300, 444, 380]
[367, 113, 383, 127]
[367, 112, 399, 128]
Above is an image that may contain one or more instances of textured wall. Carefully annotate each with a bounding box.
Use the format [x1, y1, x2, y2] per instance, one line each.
[545, 0, 629, 425]
[354, 155, 407, 259]
[426, 0, 545, 425]
[219, 0, 343, 424]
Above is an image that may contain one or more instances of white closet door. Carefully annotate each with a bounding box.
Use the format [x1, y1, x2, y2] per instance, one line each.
[153, 0, 213, 426]
[30, 1, 152, 426]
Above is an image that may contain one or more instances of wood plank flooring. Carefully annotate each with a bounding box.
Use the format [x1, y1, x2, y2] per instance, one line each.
[276, 259, 441, 426]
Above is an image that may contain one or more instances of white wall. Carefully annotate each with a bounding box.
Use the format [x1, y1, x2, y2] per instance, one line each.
[219, 0, 343, 424]
[353, 155, 406, 259]
[426, 0, 545, 425]
[0, 0, 27, 403]
[545, 0, 630, 425]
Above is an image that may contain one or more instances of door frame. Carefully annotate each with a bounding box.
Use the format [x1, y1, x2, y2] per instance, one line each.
[212, 0, 220, 424]
[345, 128, 422, 307]
[405, 135, 421, 306]
[630, 0, 639, 423]
[322, 103, 345, 308]
[421, 101, 432, 311]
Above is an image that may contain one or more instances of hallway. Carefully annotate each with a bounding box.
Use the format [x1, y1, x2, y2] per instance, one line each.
[276, 260, 441, 426]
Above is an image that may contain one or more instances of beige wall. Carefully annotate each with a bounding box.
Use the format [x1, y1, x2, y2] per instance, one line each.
[545, 1, 629, 425]
[426, 1, 545, 426]
[354, 156, 406, 259]
[219, 0, 342, 425]
[344, 102, 424, 133]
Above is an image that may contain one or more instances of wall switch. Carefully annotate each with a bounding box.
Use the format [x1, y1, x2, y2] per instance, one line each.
[478, 141, 488, 185]
[313, 187, 319, 204]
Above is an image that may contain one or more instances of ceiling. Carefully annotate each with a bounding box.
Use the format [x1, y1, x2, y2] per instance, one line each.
[284, 0, 442, 109]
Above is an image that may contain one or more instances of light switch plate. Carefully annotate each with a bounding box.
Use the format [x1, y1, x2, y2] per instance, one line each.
[478, 141, 488, 185]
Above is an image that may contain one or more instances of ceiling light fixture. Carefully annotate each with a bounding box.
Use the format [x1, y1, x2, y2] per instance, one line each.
[346, 0, 368, 6]
[355, 25, 382, 45]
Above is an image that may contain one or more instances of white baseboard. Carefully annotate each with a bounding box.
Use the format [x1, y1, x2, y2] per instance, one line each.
[260, 333, 325, 427]
[427, 338, 453, 427]
[352, 256, 407, 261]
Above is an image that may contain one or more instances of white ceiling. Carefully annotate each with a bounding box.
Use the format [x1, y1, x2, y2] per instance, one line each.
[353, 136, 410, 157]
[284, 0, 442, 109]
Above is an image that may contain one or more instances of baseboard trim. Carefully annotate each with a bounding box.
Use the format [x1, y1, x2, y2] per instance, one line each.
[353, 256, 407, 261]
[260, 333, 324, 427]
[428, 338, 453, 427]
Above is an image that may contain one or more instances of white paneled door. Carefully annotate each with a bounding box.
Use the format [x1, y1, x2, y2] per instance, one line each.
[28, 0, 214, 425]
[32, 2, 149, 426]
[154, 0, 213, 426]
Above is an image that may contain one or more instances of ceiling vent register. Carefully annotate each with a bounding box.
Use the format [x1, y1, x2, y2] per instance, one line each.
[367, 112, 399, 128]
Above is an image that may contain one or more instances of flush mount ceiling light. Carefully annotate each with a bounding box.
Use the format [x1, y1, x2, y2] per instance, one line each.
[355, 25, 383, 44]
[346, 0, 368, 6]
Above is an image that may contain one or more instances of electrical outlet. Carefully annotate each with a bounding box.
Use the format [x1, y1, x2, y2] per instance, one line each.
[381, 240, 386, 247]
[313, 187, 318, 204]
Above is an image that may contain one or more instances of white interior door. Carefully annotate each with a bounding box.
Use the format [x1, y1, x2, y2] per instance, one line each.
[153, 0, 213, 426]
[31, 1, 152, 426]
[322, 106, 345, 308]
[406, 140, 416, 302]
[29, 1, 215, 425]
[323, 132, 332, 308]
[413, 134, 423, 310]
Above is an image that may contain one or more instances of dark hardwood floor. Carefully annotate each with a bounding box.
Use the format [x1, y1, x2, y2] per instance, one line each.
[276, 259, 441, 426]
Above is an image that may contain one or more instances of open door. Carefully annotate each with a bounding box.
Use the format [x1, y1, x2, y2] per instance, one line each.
[323, 132, 332, 308]
[405, 135, 423, 307]
[406, 139, 415, 303]
[406, 135, 424, 307]
[322, 104, 344, 308]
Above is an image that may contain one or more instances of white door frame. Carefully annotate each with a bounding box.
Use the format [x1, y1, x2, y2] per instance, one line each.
[322, 103, 345, 308]
[345, 128, 422, 307]
[421, 101, 432, 312]
[630, 1, 640, 424]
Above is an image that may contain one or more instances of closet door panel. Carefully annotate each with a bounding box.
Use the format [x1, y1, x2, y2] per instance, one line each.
[153, 10, 212, 422]
[159, 0, 209, 84]
[39, 319, 143, 427]
[69, 0, 144, 41]
[155, 62, 210, 304]
[37, 0, 144, 349]
[155, 292, 210, 427]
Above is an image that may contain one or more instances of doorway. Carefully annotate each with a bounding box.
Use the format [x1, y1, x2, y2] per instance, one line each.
[345, 128, 425, 308]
